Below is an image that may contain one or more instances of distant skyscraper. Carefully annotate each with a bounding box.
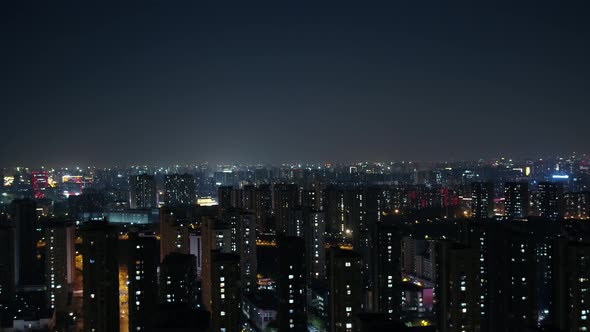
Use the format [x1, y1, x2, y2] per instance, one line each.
[159, 207, 190, 262]
[323, 187, 348, 237]
[237, 213, 257, 294]
[305, 211, 326, 283]
[231, 188, 244, 211]
[301, 189, 319, 210]
[565, 191, 590, 219]
[128, 231, 159, 332]
[44, 221, 75, 311]
[288, 207, 307, 238]
[159, 253, 198, 307]
[217, 186, 234, 214]
[222, 208, 240, 253]
[164, 173, 196, 207]
[354, 188, 381, 293]
[328, 248, 362, 332]
[436, 241, 480, 332]
[81, 222, 119, 332]
[255, 184, 272, 233]
[209, 251, 241, 332]
[241, 184, 256, 212]
[273, 183, 299, 235]
[471, 182, 494, 219]
[504, 182, 529, 219]
[348, 188, 366, 243]
[277, 235, 308, 331]
[129, 174, 157, 209]
[537, 182, 565, 220]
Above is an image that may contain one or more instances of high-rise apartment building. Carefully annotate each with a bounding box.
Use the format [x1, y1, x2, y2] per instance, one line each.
[471, 182, 494, 219]
[81, 222, 119, 332]
[504, 182, 529, 219]
[159, 253, 198, 307]
[44, 221, 75, 311]
[129, 174, 157, 209]
[370, 222, 402, 318]
[328, 248, 362, 332]
[237, 213, 257, 294]
[436, 241, 480, 332]
[209, 251, 241, 332]
[201, 217, 232, 313]
[305, 211, 326, 283]
[159, 207, 190, 262]
[537, 182, 565, 220]
[164, 173, 196, 207]
[552, 239, 590, 332]
[128, 231, 159, 332]
[273, 183, 299, 235]
[277, 235, 307, 331]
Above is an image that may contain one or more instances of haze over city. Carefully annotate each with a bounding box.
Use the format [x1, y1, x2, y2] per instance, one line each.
[2, 1, 590, 166]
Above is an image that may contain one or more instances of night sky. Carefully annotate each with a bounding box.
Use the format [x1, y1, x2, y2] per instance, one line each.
[2, 1, 590, 167]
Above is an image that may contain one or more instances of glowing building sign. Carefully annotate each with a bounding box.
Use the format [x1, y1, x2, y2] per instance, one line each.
[32, 171, 49, 199]
[552, 175, 569, 179]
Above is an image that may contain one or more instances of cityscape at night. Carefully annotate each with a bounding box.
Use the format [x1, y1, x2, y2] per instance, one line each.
[2, 1, 590, 332]
[2, 157, 590, 331]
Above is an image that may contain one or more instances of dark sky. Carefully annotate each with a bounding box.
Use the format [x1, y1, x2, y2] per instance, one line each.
[2, 1, 589, 167]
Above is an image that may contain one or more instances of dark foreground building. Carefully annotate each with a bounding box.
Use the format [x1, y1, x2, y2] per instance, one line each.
[81, 221, 119, 332]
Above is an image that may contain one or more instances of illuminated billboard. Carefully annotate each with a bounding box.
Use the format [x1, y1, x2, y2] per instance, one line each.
[32, 171, 49, 199]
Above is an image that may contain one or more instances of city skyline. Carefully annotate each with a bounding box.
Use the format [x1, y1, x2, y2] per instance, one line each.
[2, 147, 590, 331]
[2, 155, 590, 331]
[1, 152, 589, 170]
